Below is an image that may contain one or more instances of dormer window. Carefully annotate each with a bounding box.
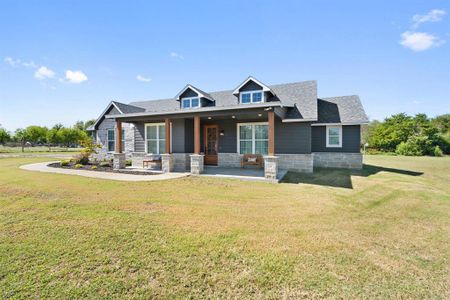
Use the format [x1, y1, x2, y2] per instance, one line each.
[182, 97, 200, 109]
[240, 91, 263, 104]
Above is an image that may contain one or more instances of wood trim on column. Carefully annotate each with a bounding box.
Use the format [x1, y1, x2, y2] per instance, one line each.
[268, 110, 275, 155]
[115, 120, 122, 153]
[165, 118, 171, 154]
[194, 116, 200, 154]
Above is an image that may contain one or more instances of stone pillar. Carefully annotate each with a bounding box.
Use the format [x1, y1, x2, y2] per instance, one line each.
[264, 155, 278, 181]
[161, 154, 174, 173]
[190, 154, 204, 175]
[113, 153, 126, 170]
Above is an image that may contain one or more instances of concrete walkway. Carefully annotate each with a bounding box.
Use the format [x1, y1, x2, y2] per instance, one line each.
[201, 166, 287, 183]
[20, 161, 190, 182]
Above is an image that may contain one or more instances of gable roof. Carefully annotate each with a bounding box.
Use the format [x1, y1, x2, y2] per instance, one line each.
[314, 96, 369, 124]
[232, 76, 273, 95]
[88, 101, 145, 130]
[175, 84, 214, 101]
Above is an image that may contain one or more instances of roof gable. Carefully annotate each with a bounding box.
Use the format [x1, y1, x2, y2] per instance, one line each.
[232, 76, 273, 95]
[175, 84, 214, 101]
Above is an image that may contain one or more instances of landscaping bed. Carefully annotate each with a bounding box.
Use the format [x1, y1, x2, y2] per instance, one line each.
[48, 161, 159, 175]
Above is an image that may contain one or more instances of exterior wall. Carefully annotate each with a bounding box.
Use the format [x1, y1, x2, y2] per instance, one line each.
[313, 152, 363, 169]
[278, 154, 313, 173]
[239, 81, 263, 92]
[311, 125, 361, 153]
[93, 117, 134, 161]
[172, 153, 191, 171]
[218, 153, 242, 168]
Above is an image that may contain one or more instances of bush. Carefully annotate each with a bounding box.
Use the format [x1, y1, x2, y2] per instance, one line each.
[73, 153, 89, 165]
[99, 161, 111, 167]
[74, 164, 83, 169]
[126, 159, 132, 166]
[433, 145, 444, 157]
[396, 141, 422, 156]
[60, 160, 70, 167]
[91, 165, 98, 170]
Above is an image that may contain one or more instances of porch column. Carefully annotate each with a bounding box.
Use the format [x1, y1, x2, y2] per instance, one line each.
[268, 110, 275, 155]
[194, 116, 200, 154]
[190, 116, 204, 175]
[113, 119, 126, 170]
[161, 118, 174, 173]
[264, 110, 278, 182]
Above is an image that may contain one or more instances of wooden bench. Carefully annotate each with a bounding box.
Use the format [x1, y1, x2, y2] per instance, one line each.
[143, 156, 162, 169]
[241, 154, 263, 168]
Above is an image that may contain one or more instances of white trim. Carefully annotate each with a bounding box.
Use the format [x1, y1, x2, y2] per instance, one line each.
[326, 125, 342, 148]
[312, 122, 368, 126]
[239, 90, 265, 104]
[175, 84, 213, 101]
[144, 123, 166, 154]
[282, 118, 318, 123]
[232, 76, 272, 95]
[181, 97, 200, 109]
[92, 101, 123, 129]
[236, 122, 269, 154]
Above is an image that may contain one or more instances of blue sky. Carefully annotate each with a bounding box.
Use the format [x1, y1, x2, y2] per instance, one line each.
[0, 0, 449, 132]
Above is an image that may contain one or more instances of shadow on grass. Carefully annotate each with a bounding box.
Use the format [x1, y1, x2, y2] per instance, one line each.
[280, 164, 423, 189]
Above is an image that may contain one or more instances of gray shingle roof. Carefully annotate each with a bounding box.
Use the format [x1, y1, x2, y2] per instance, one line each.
[316, 96, 369, 124]
[112, 101, 145, 114]
[128, 80, 318, 120]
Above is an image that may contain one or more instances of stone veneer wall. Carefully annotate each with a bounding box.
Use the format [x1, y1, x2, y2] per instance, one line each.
[313, 152, 363, 169]
[218, 153, 242, 168]
[93, 122, 134, 161]
[131, 152, 191, 171]
[277, 154, 313, 173]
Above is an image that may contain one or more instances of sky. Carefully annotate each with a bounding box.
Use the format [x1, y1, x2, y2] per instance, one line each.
[0, 0, 449, 132]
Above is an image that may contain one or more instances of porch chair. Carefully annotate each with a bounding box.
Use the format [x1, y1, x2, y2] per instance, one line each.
[241, 154, 263, 168]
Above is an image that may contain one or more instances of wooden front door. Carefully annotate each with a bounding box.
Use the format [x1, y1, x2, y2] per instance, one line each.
[204, 125, 218, 165]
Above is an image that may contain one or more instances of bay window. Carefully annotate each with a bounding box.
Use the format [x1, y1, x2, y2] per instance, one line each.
[238, 123, 268, 154]
[145, 123, 165, 154]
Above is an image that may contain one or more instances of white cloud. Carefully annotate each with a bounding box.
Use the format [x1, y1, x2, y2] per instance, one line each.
[34, 66, 55, 79]
[412, 9, 446, 29]
[170, 52, 184, 60]
[4, 56, 38, 68]
[400, 31, 445, 51]
[136, 75, 152, 82]
[64, 70, 88, 84]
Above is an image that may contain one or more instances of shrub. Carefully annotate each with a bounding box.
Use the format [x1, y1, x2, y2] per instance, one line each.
[395, 141, 422, 156]
[99, 161, 111, 167]
[60, 160, 70, 167]
[74, 164, 83, 169]
[91, 165, 98, 170]
[73, 153, 89, 165]
[433, 145, 444, 157]
[126, 159, 132, 166]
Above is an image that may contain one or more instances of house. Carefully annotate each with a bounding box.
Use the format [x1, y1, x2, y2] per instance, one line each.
[88, 76, 369, 179]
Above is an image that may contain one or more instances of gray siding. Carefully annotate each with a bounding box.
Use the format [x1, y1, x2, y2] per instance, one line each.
[134, 122, 145, 152]
[171, 119, 185, 153]
[184, 119, 194, 153]
[239, 81, 263, 92]
[311, 125, 361, 153]
[275, 120, 311, 154]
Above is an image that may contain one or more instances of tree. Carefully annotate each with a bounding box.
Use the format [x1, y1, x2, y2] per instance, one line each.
[368, 113, 415, 152]
[25, 126, 48, 145]
[58, 127, 87, 148]
[14, 128, 30, 152]
[432, 114, 450, 136]
[0, 126, 10, 145]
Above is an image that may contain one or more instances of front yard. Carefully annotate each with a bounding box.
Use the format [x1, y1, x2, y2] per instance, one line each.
[0, 155, 449, 298]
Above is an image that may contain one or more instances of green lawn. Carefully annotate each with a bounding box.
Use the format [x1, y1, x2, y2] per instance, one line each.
[0, 145, 81, 153]
[0, 155, 449, 298]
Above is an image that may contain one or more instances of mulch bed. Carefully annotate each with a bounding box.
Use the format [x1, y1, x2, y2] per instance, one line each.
[48, 162, 159, 176]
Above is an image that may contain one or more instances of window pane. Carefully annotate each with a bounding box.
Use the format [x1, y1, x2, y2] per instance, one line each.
[240, 141, 252, 154]
[191, 98, 199, 107]
[239, 125, 252, 139]
[108, 129, 115, 141]
[241, 93, 251, 103]
[146, 126, 157, 139]
[158, 125, 165, 139]
[255, 141, 268, 155]
[252, 92, 262, 102]
[147, 140, 157, 153]
[159, 140, 166, 154]
[108, 141, 115, 152]
[328, 127, 340, 136]
[255, 125, 268, 139]
[329, 136, 340, 145]
[182, 99, 190, 108]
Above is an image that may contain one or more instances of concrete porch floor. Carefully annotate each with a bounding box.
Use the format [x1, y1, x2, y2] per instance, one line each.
[201, 166, 287, 182]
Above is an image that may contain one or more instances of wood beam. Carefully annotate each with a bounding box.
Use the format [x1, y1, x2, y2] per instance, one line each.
[165, 118, 171, 154]
[194, 116, 200, 154]
[115, 120, 122, 153]
[268, 111, 275, 155]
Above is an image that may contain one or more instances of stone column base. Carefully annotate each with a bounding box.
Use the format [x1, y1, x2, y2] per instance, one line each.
[190, 154, 204, 175]
[161, 154, 174, 173]
[264, 155, 279, 181]
[113, 153, 126, 170]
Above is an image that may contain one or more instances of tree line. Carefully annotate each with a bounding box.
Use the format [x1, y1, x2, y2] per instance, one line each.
[363, 113, 450, 156]
[0, 120, 96, 152]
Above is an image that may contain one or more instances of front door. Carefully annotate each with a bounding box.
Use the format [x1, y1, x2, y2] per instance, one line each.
[204, 125, 218, 165]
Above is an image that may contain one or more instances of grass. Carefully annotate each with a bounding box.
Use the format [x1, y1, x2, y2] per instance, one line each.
[0, 145, 81, 153]
[0, 155, 449, 298]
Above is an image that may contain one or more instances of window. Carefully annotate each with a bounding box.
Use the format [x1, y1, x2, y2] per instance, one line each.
[107, 129, 125, 152]
[107, 129, 115, 152]
[237, 123, 268, 154]
[181, 97, 200, 109]
[326, 125, 342, 147]
[240, 91, 264, 104]
[145, 123, 165, 154]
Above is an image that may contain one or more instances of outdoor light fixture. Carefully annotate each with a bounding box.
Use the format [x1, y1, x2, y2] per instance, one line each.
[258, 113, 262, 117]
[220, 130, 225, 136]
[231, 115, 236, 119]
[208, 116, 212, 120]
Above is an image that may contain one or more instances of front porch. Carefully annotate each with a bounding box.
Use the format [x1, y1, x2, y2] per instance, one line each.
[202, 166, 288, 182]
